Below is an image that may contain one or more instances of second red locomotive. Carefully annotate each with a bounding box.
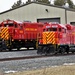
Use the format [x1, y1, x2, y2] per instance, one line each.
[37, 22, 75, 55]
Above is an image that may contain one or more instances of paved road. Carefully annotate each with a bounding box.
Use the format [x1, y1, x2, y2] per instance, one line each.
[0, 54, 75, 74]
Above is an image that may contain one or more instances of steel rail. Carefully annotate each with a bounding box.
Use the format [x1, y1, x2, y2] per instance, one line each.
[0, 55, 44, 62]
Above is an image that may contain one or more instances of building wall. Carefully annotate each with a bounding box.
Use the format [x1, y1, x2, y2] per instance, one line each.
[67, 10, 75, 24]
[0, 3, 73, 24]
[0, 3, 66, 23]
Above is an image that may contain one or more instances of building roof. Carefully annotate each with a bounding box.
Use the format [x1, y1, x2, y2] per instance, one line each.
[0, 2, 75, 15]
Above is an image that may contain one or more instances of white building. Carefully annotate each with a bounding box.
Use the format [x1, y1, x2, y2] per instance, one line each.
[0, 2, 75, 25]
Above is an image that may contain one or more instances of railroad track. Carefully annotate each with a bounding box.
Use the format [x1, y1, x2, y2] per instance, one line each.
[0, 55, 43, 62]
[0, 53, 75, 62]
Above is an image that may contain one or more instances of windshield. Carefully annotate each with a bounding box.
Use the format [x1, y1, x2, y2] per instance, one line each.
[4, 24, 14, 27]
[43, 28, 57, 32]
[52, 28, 57, 31]
[4, 24, 18, 28]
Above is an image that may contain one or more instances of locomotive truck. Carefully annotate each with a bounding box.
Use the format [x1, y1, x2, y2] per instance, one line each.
[37, 22, 75, 55]
[0, 19, 43, 51]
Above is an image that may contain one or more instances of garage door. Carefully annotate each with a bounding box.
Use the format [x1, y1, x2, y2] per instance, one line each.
[70, 22, 75, 25]
[37, 18, 60, 23]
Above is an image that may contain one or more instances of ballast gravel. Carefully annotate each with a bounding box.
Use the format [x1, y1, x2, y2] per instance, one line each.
[0, 50, 37, 59]
[0, 54, 75, 74]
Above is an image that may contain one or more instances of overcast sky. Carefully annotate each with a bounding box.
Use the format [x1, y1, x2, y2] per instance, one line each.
[0, 0, 75, 12]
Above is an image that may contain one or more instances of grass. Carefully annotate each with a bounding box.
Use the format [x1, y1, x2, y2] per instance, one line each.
[4, 65, 75, 75]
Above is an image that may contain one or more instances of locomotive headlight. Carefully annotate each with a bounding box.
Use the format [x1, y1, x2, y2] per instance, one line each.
[58, 44, 60, 45]
[25, 40, 27, 41]
[12, 39, 14, 41]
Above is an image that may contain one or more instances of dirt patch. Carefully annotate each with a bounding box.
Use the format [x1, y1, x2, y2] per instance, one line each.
[5, 65, 75, 75]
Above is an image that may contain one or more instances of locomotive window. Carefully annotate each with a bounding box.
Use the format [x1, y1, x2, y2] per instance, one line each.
[20, 26, 23, 29]
[47, 28, 50, 31]
[59, 28, 61, 32]
[47, 28, 53, 31]
[43, 28, 57, 32]
[52, 28, 57, 31]
[4, 24, 8, 27]
[19, 24, 23, 29]
[62, 28, 66, 33]
[43, 29, 46, 32]
[4, 24, 14, 27]
[14, 24, 17, 28]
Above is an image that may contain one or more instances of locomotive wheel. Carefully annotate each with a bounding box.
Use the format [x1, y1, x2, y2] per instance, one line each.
[43, 46, 47, 53]
[72, 51, 74, 53]
[45, 47, 50, 55]
[60, 48, 65, 54]
[37, 46, 42, 54]
[42, 46, 48, 55]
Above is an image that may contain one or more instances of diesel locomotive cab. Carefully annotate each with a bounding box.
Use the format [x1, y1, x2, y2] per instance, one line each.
[37, 22, 67, 55]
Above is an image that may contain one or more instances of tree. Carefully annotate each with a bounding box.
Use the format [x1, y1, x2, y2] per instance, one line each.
[12, 0, 22, 9]
[73, 5, 75, 9]
[67, 0, 74, 8]
[12, 3, 17, 9]
[54, 0, 74, 8]
[26, 0, 31, 3]
[54, 0, 65, 6]
[36, 0, 50, 4]
[26, 0, 50, 4]
[17, 0, 22, 6]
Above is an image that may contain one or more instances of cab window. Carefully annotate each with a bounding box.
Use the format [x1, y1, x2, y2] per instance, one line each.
[4, 24, 14, 27]
[47, 28, 51, 31]
[43, 29, 46, 32]
[14, 24, 17, 28]
[62, 28, 66, 33]
[20, 26, 23, 29]
[52, 28, 57, 31]
[47, 28, 53, 31]
[59, 28, 61, 32]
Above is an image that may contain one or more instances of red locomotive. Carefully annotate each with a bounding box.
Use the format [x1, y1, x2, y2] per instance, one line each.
[0, 19, 43, 50]
[37, 22, 75, 55]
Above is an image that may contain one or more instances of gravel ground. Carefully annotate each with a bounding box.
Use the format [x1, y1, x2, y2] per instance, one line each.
[0, 54, 75, 74]
[0, 50, 37, 59]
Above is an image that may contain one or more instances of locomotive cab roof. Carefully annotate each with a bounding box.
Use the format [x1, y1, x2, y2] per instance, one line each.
[43, 22, 66, 29]
[1, 19, 23, 27]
